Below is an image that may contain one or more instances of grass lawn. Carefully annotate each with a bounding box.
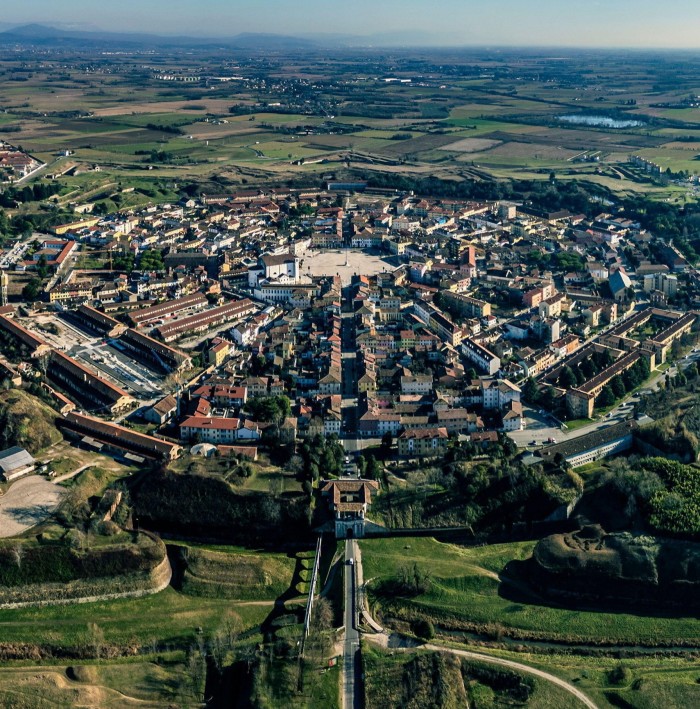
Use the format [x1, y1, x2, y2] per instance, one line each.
[0, 586, 271, 648]
[561, 417, 595, 431]
[360, 537, 700, 645]
[60, 465, 130, 499]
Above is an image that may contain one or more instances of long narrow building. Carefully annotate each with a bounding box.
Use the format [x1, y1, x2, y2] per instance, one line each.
[128, 293, 208, 327]
[0, 314, 51, 358]
[48, 350, 134, 413]
[154, 298, 257, 343]
[58, 411, 181, 461]
[119, 328, 192, 372]
[74, 304, 127, 338]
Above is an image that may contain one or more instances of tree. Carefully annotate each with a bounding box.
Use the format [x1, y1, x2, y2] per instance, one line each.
[36, 253, 49, 279]
[366, 455, 382, 480]
[87, 622, 105, 660]
[610, 375, 626, 399]
[539, 385, 557, 411]
[559, 366, 577, 389]
[22, 278, 41, 302]
[522, 377, 539, 403]
[412, 618, 435, 640]
[381, 431, 393, 451]
[596, 385, 615, 408]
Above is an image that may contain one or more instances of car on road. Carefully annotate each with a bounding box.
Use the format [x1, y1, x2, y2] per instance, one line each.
[347, 559, 354, 565]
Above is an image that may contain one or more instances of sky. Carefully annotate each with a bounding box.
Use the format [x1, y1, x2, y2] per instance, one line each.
[8, 0, 700, 48]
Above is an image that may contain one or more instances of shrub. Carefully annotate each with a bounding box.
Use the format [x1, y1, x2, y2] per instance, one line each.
[608, 663, 634, 686]
[412, 618, 435, 640]
[67, 665, 98, 683]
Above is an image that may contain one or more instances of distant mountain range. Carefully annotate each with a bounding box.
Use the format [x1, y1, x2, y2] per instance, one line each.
[0, 23, 460, 49]
[0, 24, 318, 49]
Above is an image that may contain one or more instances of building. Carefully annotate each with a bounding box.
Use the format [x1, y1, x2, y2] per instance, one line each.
[0, 356, 21, 386]
[400, 374, 433, 395]
[537, 420, 638, 468]
[481, 378, 521, 409]
[441, 292, 492, 319]
[461, 338, 501, 375]
[0, 314, 51, 358]
[74, 304, 127, 338]
[398, 427, 449, 457]
[566, 350, 653, 419]
[180, 416, 245, 444]
[321, 479, 379, 539]
[58, 412, 181, 461]
[144, 394, 178, 425]
[0, 446, 36, 482]
[643, 312, 697, 363]
[609, 270, 632, 302]
[128, 293, 208, 327]
[48, 350, 134, 413]
[120, 328, 192, 372]
[48, 282, 92, 304]
[154, 299, 257, 342]
[643, 273, 678, 298]
[208, 339, 232, 366]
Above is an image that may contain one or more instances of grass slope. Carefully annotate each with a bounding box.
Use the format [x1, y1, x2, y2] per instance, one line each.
[361, 537, 700, 645]
[0, 390, 62, 454]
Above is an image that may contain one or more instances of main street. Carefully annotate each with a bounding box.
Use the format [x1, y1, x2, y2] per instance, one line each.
[342, 539, 363, 709]
[340, 284, 360, 449]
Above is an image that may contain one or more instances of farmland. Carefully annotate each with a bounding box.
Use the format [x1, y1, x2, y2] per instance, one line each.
[3, 47, 700, 209]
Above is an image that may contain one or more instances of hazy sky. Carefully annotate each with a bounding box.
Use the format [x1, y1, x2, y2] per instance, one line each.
[9, 0, 700, 47]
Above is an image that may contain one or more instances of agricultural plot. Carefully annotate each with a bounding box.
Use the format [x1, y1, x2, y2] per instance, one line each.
[463, 141, 580, 166]
[439, 137, 503, 152]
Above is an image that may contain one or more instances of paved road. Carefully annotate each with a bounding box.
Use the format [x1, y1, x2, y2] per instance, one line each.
[343, 539, 363, 709]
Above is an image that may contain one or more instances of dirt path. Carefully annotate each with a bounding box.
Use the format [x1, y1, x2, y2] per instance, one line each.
[365, 633, 598, 709]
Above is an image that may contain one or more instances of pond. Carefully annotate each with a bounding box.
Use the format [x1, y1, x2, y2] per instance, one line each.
[558, 114, 644, 129]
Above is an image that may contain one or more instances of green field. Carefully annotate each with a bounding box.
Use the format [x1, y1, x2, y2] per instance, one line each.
[480, 648, 700, 709]
[361, 537, 700, 645]
[0, 586, 271, 647]
[362, 643, 582, 709]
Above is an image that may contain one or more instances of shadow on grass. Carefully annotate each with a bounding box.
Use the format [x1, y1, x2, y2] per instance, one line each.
[498, 559, 700, 621]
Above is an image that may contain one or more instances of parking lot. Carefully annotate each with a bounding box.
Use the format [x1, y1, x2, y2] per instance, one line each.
[0, 476, 65, 538]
